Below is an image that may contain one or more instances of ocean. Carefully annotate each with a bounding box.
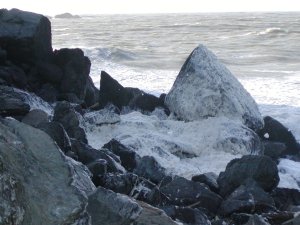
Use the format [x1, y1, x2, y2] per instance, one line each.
[49, 12, 300, 188]
[51, 12, 300, 142]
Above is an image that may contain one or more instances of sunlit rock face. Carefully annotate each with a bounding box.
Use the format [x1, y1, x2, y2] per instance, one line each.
[165, 44, 263, 131]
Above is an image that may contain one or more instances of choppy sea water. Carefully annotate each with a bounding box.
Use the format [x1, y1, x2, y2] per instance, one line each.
[51, 12, 300, 140]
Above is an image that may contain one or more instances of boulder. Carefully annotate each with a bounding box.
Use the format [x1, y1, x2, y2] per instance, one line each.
[134, 201, 177, 225]
[160, 176, 223, 214]
[103, 139, 140, 172]
[0, 85, 30, 116]
[0, 65, 27, 88]
[192, 172, 219, 193]
[0, 8, 52, 64]
[71, 139, 125, 173]
[0, 118, 95, 225]
[129, 92, 166, 112]
[282, 214, 300, 225]
[87, 187, 142, 225]
[271, 188, 300, 211]
[219, 181, 275, 216]
[84, 76, 99, 107]
[163, 206, 211, 225]
[22, 109, 49, 127]
[134, 156, 168, 184]
[36, 83, 59, 102]
[36, 61, 63, 83]
[263, 141, 286, 161]
[244, 214, 270, 225]
[97, 173, 139, 195]
[258, 116, 300, 155]
[53, 48, 91, 101]
[37, 121, 72, 153]
[98, 71, 142, 110]
[217, 155, 279, 197]
[53, 101, 87, 143]
[165, 44, 263, 131]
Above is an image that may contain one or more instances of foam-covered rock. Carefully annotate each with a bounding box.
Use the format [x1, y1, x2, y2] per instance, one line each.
[0, 8, 52, 64]
[0, 118, 95, 224]
[165, 44, 263, 131]
[88, 111, 263, 177]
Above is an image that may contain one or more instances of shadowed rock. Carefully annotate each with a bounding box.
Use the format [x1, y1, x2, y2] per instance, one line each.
[0, 8, 52, 64]
[0, 118, 95, 225]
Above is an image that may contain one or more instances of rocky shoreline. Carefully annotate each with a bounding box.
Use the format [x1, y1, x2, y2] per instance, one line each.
[0, 8, 300, 225]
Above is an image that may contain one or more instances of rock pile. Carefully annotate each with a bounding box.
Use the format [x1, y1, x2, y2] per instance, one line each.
[0, 8, 299, 225]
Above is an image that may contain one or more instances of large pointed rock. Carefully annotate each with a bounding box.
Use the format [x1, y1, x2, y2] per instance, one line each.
[165, 44, 263, 131]
[0, 118, 95, 225]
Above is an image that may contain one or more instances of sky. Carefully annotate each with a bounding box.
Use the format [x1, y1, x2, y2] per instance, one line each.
[1, 0, 300, 15]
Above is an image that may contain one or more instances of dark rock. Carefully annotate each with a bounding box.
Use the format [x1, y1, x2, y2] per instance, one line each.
[84, 76, 99, 107]
[53, 101, 87, 143]
[22, 109, 49, 127]
[140, 186, 170, 206]
[103, 139, 140, 172]
[97, 173, 138, 195]
[71, 139, 125, 173]
[0, 65, 27, 88]
[36, 61, 63, 83]
[65, 150, 78, 160]
[219, 180, 275, 216]
[0, 8, 52, 64]
[134, 156, 168, 184]
[37, 121, 72, 153]
[57, 93, 84, 105]
[192, 172, 219, 193]
[163, 206, 211, 225]
[0, 118, 95, 224]
[282, 214, 300, 225]
[86, 159, 108, 185]
[217, 155, 279, 197]
[258, 116, 300, 155]
[263, 140, 287, 161]
[230, 213, 253, 225]
[135, 201, 177, 225]
[54, 48, 91, 101]
[98, 71, 139, 110]
[160, 176, 223, 214]
[244, 214, 270, 225]
[271, 188, 300, 211]
[263, 211, 295, 225]
[87, 187, 142, 225]
[129, 92, 166, 112]
[0, 85, 30, 116]
[55, 13, 81, 19]
[36, 83, 59, 102]
[0, 47, 7, 63]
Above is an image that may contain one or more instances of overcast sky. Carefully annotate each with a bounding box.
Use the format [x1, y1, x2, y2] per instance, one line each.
[2, 0, 300, 15]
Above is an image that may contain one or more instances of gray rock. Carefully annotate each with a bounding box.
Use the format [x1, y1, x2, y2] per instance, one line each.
[219, 180, 275, 216]
[0, 8, 52, 63]
[37, 121, 72, 153]
[165, 44, 263, 131]
[53, 101, 87, 143]
[135, 201, 178, 225]
[0, 85, 30, 117]
[0, 118, 95, 225]
[84, 107, 120, 126]
[87, 187, 142, 225]
[22, 109, 49, 127]
[218, 155, 279, 197]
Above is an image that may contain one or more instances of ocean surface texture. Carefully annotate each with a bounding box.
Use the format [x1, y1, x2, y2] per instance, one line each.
[51, 12, 300, 140]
